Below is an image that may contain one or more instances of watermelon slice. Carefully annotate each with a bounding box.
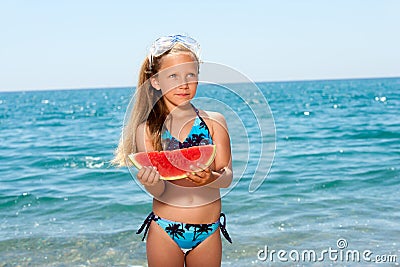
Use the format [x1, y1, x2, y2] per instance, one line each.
[128, 145, 217, 180]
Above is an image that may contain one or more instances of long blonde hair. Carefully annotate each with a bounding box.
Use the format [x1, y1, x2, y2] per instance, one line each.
[112, 43, 199, 166]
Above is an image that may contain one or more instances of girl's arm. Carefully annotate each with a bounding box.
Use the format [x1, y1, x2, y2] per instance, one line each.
[206, 166, 233, 188]
[135, 123, 165, 197]
[206, 111, 233, 188]
[186, 112, 233, 188]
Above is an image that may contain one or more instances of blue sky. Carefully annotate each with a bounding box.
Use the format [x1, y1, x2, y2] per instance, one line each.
[1, 0, 399, 91]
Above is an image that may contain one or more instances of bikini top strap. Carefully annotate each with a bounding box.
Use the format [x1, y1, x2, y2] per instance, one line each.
[191, 103, 200, 116]
[191, 104, 209, 130]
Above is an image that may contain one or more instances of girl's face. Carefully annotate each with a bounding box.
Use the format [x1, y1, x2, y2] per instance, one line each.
[151, 53, 199, 110]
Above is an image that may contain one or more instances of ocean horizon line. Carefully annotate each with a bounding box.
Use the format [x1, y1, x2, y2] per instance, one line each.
[1, 75, 399, 93]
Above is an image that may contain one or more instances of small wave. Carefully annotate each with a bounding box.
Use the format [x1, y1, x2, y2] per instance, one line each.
[84, 156, 106, 169]
[341, 130, 400, 140]
[0, 231, 146, 266]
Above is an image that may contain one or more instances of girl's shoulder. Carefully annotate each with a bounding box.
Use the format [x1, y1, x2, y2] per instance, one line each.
[198, 109, 225, 119]
[136, 121, 154, 152]
[136, 121, 148, 135]
[197, 109, 228, 129]
[136, 121, 154, 141]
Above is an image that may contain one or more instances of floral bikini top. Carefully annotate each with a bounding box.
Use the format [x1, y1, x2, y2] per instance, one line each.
[161, 106, 213, 151]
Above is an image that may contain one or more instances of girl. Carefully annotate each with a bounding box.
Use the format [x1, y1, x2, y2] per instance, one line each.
[113, 35, 233, 267]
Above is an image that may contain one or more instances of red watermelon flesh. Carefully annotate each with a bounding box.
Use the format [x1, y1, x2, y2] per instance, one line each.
[128, 145, 216, 180]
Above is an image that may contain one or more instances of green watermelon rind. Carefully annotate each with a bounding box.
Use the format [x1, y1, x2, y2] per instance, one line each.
[128, 145, 217, 181]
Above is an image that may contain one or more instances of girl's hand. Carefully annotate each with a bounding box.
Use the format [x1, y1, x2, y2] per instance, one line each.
[186, 163, 215, 186]
[137, 166, 161, 186]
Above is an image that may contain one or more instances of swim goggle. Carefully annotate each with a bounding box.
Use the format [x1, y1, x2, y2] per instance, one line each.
[147, 35, 201, 70]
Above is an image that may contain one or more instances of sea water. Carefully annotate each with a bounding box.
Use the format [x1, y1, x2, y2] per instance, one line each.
[1, 77, 399, 266]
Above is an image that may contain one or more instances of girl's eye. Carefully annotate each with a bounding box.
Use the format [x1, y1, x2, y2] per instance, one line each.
[187, 73, 196, 78]
[168, 74, 177, 78]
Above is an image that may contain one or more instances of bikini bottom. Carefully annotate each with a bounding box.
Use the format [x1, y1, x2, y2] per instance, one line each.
[137, 212, 232, 255]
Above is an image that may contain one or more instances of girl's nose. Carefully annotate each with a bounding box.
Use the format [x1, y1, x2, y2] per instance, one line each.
[178, 77, 189, 89]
